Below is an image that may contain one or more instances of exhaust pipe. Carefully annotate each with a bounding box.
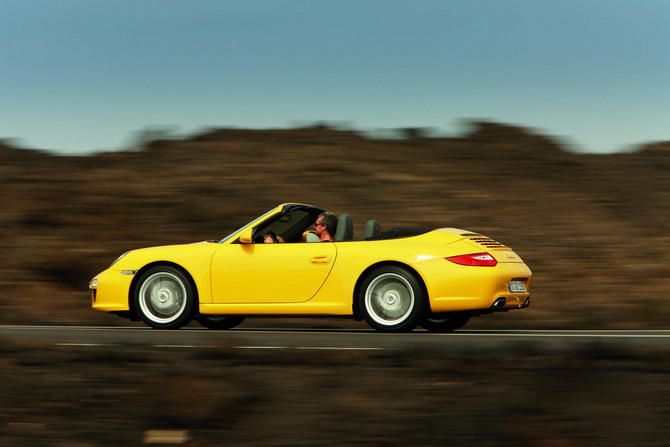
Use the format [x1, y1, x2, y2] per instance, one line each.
[492, 297, 507, 309]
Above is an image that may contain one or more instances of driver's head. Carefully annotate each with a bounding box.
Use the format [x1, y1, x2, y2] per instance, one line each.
[316, 212, 338, 238]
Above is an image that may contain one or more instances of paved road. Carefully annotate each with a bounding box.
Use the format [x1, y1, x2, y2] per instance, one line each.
[2, 325, 670, 352]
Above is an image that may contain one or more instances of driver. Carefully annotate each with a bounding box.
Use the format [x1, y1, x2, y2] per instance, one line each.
[263, 211, 338, 243]
[263, 232, 284, 243]
[314, 212, 338, 242]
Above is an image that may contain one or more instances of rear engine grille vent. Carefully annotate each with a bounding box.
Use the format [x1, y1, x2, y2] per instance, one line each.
[464, 235, 507, 249]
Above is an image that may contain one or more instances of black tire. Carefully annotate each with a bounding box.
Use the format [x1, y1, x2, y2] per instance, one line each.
[359, 266, 425, 332]
[133, 265, 196, 329]
[420, 314, 471, 332]
[196, 315, 245, 330]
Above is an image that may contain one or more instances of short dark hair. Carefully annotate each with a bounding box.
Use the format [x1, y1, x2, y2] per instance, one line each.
[318, 212, 338, 238]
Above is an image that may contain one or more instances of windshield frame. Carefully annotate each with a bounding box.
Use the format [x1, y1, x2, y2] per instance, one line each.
[217, 206, 282, 244]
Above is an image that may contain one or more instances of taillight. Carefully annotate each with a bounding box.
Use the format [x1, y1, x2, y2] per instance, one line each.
[446, 253, 498, 267]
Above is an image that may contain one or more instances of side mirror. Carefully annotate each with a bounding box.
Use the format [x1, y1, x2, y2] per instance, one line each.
[238, 228, 254, 244]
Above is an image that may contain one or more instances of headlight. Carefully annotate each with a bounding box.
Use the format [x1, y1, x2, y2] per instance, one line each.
[90, 279, 98, 288]
[110, 251, 130, 267]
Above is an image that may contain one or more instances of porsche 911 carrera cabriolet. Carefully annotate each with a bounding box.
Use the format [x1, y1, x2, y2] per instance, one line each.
[90, 203, 532, 332]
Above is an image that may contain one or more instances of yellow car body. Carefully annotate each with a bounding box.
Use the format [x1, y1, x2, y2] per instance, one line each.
[90, 203, 532, 332]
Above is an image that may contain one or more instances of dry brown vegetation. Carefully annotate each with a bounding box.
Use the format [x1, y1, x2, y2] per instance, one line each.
[3, 122, 670, 446]
[3, 340, 670, 446]
[2, 120, 669, 328]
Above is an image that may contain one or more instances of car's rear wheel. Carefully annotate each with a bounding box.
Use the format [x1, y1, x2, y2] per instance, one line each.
[420, 314, 471, 332]
[359, 266, 425, 332]
[196, 315, 245, 330]
[134, 266, 196, 329]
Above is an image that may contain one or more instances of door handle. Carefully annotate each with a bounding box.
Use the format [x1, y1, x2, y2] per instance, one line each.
[310, 256, 332, 264]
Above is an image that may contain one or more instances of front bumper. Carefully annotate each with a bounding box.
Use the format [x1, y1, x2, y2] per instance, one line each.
[90, 269, 135, 313]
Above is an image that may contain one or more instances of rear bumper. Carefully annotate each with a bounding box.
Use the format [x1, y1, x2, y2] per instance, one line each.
[415, 258, 532, 313]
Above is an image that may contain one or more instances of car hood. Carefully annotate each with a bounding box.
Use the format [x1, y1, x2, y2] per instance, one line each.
[111, 241, 219, 271]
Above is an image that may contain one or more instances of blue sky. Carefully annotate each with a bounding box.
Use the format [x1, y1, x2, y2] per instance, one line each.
[2, 0, 669, 154]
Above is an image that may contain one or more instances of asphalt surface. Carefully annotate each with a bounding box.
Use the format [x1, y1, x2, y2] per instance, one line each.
[4, 325, 670, 446]
[3, 325, 670, 351]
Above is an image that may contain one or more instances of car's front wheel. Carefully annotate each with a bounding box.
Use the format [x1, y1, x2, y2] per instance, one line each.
[420, 313, 471, 332]
[134, 266, 196, 329]
[359, 266, 425, 332]
[196, 315, 245, 330]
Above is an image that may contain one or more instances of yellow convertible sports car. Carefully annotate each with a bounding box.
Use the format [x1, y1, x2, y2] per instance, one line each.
[90, 203, 532, 332]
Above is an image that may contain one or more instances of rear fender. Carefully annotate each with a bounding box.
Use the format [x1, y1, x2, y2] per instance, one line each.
[352, 261, 428, 320]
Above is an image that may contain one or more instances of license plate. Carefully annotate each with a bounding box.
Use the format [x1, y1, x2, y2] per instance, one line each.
[509, 280, 527, 293]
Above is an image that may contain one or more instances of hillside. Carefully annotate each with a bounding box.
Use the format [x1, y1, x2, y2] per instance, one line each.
[2, 121, 669, 328]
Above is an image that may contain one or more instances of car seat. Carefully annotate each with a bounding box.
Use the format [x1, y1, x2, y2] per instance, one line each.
[304, 231, 320, 242]
[333, 214, 353, 241]
[363, 220, 380, 239]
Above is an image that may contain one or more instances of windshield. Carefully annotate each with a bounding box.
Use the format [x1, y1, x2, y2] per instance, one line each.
[216, 207, 280, 243]
[252, 207, 321, 243]
[217, 204, 324, 244]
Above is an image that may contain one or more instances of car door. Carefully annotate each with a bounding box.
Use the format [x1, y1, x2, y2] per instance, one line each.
[210, 242, 337, 303]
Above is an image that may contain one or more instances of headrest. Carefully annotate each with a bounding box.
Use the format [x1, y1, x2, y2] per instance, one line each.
[333, 213, 353, 241]
[364, 220, 380, 239]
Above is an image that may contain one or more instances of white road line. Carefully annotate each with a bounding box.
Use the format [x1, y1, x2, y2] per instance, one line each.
[52, 343, 385, 350]
[54, 344, 386, 350]
[295, 346, 386, 351]
[5, 325, 670, 337]
[452, 332, 670, 338]
[234, 346, 386, 351]
[234, 346, 288, 350]
[153, 345, 202, 348]
[54, 343, 122, 347]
